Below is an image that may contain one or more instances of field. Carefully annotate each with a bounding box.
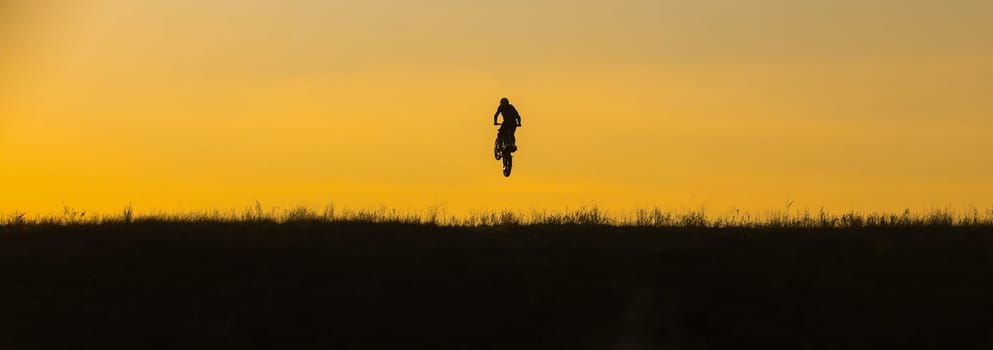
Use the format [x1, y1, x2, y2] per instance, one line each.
[2, 207, 992, 349]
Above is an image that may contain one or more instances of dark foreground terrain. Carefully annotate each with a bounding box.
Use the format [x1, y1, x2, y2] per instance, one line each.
[1, 223, 991, 349]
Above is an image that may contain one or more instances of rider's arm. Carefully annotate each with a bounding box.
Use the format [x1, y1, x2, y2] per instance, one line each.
[493, 108, 501, 125]
[516, 115, 522, 127]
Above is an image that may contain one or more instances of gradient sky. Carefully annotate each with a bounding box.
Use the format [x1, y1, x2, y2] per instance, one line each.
[2, 0, 992, 216]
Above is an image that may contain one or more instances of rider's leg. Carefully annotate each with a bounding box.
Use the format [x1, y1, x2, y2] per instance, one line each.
[497, 127, 518, 152]
[494, 132, 503, 159]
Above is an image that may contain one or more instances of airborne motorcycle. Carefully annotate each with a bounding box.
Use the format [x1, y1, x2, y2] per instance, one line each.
[493, 124, 517, 177]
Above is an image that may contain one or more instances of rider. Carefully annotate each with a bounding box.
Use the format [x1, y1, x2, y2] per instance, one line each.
[493, 97, 522, 151]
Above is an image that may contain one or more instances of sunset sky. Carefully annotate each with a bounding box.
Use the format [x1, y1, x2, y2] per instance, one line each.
[2, 0, 992, 216]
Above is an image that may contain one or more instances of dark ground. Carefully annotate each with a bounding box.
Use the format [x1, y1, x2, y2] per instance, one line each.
[1, 223, 991, 349]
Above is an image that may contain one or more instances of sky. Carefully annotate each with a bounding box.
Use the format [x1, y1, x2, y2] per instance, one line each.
[2, 0, 992, 216]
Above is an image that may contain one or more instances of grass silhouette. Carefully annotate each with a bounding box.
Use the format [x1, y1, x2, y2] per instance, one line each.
[4, 203, 993, 229]
[1, 204, 991, 348]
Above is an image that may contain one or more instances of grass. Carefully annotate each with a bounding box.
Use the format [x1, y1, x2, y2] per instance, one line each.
[1, 204, 992, 348]
[4, 203, 993, 230]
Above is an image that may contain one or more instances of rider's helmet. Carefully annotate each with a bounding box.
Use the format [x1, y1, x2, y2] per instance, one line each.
[500, 97, 509, 105]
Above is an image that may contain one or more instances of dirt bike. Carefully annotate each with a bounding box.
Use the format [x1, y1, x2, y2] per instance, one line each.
[493, 124, 517, 177]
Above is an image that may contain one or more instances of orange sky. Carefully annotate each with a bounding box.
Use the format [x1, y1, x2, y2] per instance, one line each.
[2, 0, 992, 216]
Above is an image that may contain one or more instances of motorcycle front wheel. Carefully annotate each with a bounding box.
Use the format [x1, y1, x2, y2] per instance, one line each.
[502, 153, 512, 177]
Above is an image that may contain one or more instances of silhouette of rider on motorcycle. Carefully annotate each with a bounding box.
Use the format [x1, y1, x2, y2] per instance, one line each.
[493, 97, 522, 152]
